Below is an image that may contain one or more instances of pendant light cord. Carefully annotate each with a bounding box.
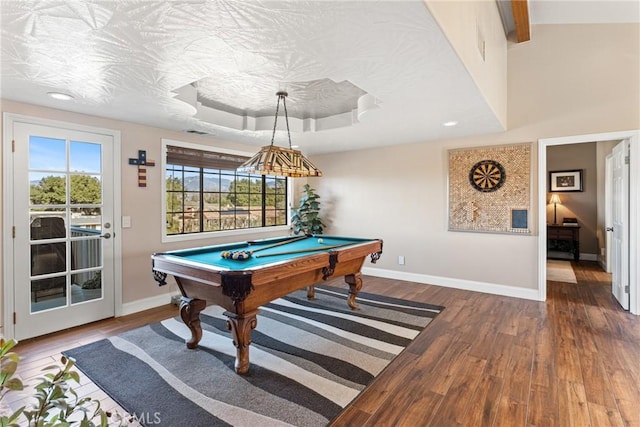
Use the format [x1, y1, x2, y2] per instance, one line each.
[282, 94, 292, 149]
[270, 91, 292, 149]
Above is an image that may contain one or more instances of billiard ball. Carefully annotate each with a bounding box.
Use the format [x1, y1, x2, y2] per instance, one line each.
[318, 238, 324, 244]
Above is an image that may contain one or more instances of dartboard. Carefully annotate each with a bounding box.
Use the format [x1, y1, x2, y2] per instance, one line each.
[469, 160, 505, 192]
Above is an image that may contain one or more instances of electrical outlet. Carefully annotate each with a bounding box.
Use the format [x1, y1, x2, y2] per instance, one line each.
[398, 255, 405, 265]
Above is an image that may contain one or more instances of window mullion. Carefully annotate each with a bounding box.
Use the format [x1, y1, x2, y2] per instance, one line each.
[199, 168, 204, 232]
[181, 168, 186, 234]
[262, 177, 267, 227]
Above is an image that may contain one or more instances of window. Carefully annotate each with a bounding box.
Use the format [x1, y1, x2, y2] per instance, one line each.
[163, 142, 288, 237]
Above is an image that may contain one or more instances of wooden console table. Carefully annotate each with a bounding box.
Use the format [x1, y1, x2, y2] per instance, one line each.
[547, 225, 580, 261]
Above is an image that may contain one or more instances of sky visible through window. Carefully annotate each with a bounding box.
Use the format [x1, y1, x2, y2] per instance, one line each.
[29, 136, 102, 182]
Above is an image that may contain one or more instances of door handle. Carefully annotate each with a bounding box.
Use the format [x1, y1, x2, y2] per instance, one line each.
[100, 233, 112, 239]
[606, 227, 614, 232]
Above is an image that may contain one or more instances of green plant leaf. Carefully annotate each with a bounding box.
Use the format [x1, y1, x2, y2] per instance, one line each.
[68, 371, 80, 384]
[0, 339, 18, 357]
[0, 406, 23, 427]
[291, 185, 325, 236]
[0, 359, 19, 378]
[2, 377, 24, 392]
[0, 353, 19, 365]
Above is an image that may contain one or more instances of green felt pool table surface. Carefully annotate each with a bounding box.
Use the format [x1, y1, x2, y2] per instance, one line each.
[161, 235, 377, 270]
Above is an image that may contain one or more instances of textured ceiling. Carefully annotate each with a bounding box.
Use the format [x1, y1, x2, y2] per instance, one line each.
[2, 0, 504, 154]
[1, 1, 635, 155]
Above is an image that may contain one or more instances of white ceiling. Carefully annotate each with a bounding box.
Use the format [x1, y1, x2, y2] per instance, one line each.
[1, 1, 638, 155]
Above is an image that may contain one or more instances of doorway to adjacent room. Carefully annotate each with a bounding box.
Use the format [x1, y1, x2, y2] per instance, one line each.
[538, 130, 639, 314]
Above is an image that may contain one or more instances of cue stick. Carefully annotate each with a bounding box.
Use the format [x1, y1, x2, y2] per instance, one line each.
[254, 242, 355, 258]
[248, 235, 308, 254]
[221, 235, 309, 260]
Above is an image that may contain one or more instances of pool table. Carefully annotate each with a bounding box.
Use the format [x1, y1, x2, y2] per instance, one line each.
[151, 234, 383, 374]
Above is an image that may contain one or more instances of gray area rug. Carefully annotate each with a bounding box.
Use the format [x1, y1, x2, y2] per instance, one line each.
[64, 286, 443, 426]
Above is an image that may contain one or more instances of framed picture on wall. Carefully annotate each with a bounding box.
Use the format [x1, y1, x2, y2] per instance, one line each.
[549, 169, 583, 192]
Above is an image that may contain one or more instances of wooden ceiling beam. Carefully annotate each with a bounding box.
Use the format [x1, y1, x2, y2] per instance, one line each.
[511, 0, 531, 43]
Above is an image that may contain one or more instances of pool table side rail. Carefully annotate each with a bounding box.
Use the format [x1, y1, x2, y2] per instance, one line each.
[155, 234, 376, 258]
[159, 235, 298, 257]
[250, 238, 382, 286]
[151, 255, 228, 286]
[151, 238, 382, 288]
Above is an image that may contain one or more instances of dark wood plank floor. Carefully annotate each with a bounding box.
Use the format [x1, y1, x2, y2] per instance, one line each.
[10, 261, 639, 426]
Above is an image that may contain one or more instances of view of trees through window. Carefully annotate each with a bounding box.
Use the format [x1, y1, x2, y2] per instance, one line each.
[30, 175, 102, 214]
[165, 164, 288, 235]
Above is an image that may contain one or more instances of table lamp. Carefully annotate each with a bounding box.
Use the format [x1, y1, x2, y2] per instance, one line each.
[549, 194, 562, 225]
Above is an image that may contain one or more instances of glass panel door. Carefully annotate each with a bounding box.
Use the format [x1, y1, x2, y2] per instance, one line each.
[13, 121, 115, 339]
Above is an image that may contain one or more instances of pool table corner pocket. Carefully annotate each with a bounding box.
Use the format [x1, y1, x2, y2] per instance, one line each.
[220, 271, 254, 304]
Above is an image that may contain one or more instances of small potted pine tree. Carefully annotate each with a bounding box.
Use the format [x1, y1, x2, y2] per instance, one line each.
[291, 184, 325, 235]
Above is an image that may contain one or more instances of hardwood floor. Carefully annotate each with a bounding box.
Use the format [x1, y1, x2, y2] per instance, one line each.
[8, 261, 639, 426]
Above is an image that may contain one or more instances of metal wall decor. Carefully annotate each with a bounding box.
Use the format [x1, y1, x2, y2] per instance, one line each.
[449, 143, 531, 234]
[128, 150, 155, 187]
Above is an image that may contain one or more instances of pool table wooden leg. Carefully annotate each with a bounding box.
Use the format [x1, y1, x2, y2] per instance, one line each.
[345, 272, 363, 310]
[307, 285, 316, 300]
[225, 310, 258, 375]
[179, 297, 207, 349]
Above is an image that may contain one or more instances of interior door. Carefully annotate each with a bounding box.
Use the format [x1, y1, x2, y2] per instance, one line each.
[604, 154, 613, 273]
[610, 140, 629, 310]
[12, 122, 115, 339]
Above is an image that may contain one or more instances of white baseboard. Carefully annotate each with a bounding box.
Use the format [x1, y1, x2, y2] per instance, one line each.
[120, 268, 542, 316]
[547, 251, 598, 262]
[120, 291, 179, 316]
[361, 267, 541, 301]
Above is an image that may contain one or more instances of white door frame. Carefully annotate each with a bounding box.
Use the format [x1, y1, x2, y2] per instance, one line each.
[538, 130, 640, 315]
[2, 113, 123, 339]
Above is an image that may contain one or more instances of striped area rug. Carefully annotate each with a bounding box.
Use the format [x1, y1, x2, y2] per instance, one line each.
[64, 286, 443, 426]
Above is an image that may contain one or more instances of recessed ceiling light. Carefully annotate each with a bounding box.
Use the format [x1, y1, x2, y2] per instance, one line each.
[47, 92, 74, 101]
[443, 120, 458, 127]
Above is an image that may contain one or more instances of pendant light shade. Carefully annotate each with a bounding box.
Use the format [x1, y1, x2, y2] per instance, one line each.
[237, 91, 322, 178]
[236, 145, 322, 177]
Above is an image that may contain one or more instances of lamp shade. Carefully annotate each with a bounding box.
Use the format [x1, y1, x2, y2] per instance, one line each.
[237, 91, 322, 178]
[236, 145, 322, 177]
[549, 194, 562, 205]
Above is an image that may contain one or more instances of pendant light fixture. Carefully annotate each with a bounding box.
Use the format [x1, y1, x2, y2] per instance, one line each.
[237, 91, 322, 178]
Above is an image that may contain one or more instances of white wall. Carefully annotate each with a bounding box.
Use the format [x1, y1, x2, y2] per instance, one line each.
[310, 23, 640, 296]
[426, 0, 507, 128]
[310, 136, 539, 297]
